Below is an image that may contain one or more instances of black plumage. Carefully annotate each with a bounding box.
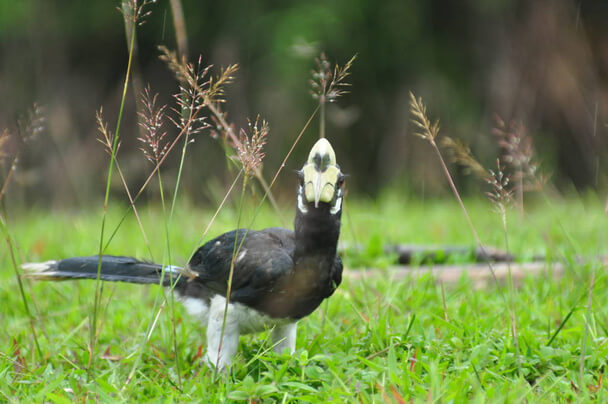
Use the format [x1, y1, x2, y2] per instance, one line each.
[184, 201, 342, 319]
[22, 137, 345, 368]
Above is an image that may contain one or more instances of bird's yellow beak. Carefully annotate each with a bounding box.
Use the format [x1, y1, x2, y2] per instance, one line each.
[301, 138, 341, 207]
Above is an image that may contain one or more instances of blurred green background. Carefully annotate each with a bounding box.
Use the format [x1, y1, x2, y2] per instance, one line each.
[1, 0, 607, 209]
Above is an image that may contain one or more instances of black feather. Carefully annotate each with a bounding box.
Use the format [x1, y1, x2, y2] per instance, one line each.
[30, 255, 185, 287]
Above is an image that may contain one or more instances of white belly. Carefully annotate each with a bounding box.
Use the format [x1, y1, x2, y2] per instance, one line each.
[179, 294, 292, 334]
[177, 290, 298, 369]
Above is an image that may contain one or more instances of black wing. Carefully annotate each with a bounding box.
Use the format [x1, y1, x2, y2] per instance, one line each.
[187, 227, 296, 304]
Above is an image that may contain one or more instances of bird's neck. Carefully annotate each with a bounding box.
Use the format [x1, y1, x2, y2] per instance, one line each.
[294, 205, 341, 260]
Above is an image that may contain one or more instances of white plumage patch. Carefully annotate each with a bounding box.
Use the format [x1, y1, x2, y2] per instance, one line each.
[20, 261, 58, 279]
[298, 185, 342, 216]
[297, 188, 308, 214]
[163, 265, 182, 275]
[21, 260, 57, 273]
[220, 296, 292, 334]
[177, 293, 292, 334]
[176, 291, 297, 369]
[236, 249, 247, 263]
[181, 296, 209, 319]
[330, 189, 343, 215]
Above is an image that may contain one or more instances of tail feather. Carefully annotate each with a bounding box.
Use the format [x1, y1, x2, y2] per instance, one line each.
[22, 255, 186, 287]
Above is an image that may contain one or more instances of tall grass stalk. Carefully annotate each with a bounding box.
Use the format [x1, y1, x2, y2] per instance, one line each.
[579, 269, 597, 390]
[440, 281, 449, 322]
[310, 53, 356, 330]
[409, 92, 520, 361]
[97, 110, 154, 259]
[123, 298, 167, 390]
[408, 93, 500, 285]
[206, 101, 286, 226]
[168, 120, 191, 224]
[0, 108, 45, 360]
[491, 117, 542, 215]
[216, 175, 249, 370]
[498, 204, 521, 368]
[577, 108, 602, 392]
[169, 0, 188, 59]
[320, 98, 326, 139]
[162, 82, 199, 387]
[214, 116, 270, 370]
[157, 67, 202, 388]
[193, 169, 244, 248]
[101, 131, 197, 253]
[0, 157, 17, 201]
[0, 214, 42, 358]
[122, 3, 144, 137]
[115, 160, 154, 258]
[156, 171, 182, 387]
[485, 159, 521, 367]
[89, 10, 138, 372]
[516, 163, 524, 216]
[126, 82, 194, 387]
[310, 53, 356, 140]
[471, 121, 576, 285]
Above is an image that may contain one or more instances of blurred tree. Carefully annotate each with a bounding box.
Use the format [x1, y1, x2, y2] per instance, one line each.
[0, 0, 607, 207]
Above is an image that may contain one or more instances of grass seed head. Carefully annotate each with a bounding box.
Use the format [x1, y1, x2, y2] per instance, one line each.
[159, 46, 238, 106]
[17, 103, 45, 144]
[409, 92, 440, 142]
[120, 0, 155, 26]
[137, 86, 170, 164]
[0, 129, 11, 166]
[96, 108, 121, 156]
[485, 158, 513, 212]
[159, 46, 237, 139]
[207, 64, 238, 104]
[233, 116, 268, 176]
[440, 137, 488, 179]
[492, 116, 544, 191]
[310, 52, 356, 103]
[0, 103, 44, 173]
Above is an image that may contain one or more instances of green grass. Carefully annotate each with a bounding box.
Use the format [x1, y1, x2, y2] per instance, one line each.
[1, 194, 607, 402]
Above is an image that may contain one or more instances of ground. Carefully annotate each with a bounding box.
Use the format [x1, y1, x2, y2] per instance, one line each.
[1, 193, 606, 402]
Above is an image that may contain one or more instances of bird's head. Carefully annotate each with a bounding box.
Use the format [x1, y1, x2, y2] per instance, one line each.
[297, 138, 344, 215]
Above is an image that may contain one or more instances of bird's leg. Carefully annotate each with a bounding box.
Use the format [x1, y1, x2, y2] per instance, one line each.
[272, 322, 297, 354]
[205, 296, 240, 370]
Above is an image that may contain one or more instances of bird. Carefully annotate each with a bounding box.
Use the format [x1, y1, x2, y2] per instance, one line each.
[22, 138, 345, 370]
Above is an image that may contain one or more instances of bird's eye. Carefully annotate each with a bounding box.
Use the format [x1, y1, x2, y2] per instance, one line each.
[337, 175, 345, 187]
[297, 170, 305, 185]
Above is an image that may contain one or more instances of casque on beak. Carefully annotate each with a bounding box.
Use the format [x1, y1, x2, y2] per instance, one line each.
[301, 138, 342, 207]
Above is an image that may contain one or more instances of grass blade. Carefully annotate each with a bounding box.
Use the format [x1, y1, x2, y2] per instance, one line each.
[547, 306, 577, 347]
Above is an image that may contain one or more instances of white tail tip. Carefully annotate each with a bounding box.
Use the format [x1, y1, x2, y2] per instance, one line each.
[21, 261, 57, 273]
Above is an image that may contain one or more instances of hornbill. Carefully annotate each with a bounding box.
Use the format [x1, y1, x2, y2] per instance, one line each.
[22, 138, 344, 369]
